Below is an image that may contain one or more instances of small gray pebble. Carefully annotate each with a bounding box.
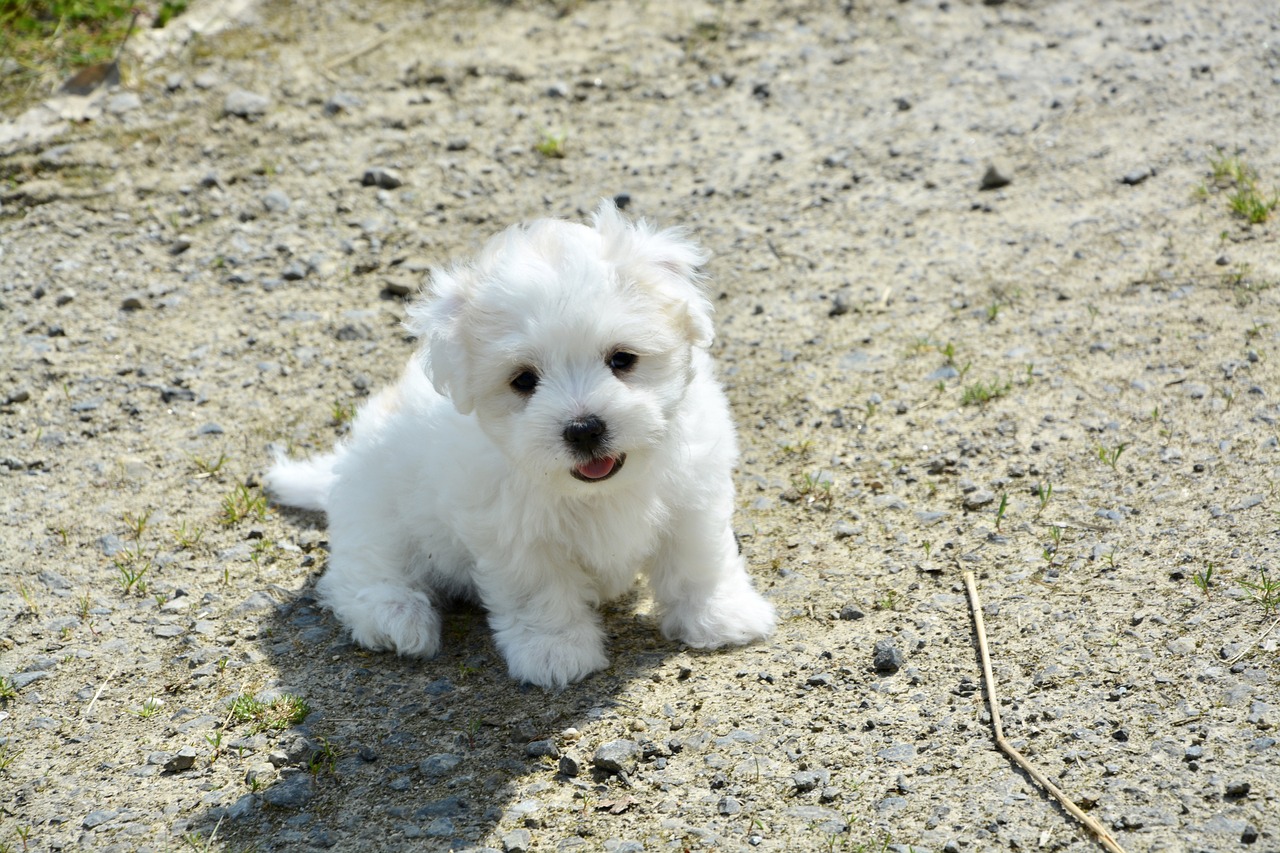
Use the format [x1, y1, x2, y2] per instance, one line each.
[503, 828, 532, 853]
[83, 809, 119, 829]
[839, 604, 865, 621]
[324, 92, 363, 115]
[873, 639, 904, 673]
[980, 160, 1013, 190]
[526, 739, 560, 759]
[794, 769, 829, 792]
[165, 746, 199, 773]
[361, 167, 403, 189]
[592, 740, 639, 775]
[261, 772, 315, 808]
[263, 189, 291, 212]
[963, 489, 995, 510]
[419, 753, 462, 778]
[224, 89, 270, 118]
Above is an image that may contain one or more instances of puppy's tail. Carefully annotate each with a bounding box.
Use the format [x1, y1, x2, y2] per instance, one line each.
[264, 448, 341, 513]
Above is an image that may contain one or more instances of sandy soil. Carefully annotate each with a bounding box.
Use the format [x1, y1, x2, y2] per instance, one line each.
[2, 0, 1278, 851]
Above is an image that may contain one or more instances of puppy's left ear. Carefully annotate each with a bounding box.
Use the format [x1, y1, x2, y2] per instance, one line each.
[593, 199, 715, 348]
[406, 266, 477, 415]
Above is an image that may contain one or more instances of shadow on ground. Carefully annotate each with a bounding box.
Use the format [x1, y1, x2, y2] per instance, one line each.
[194, 508, 692, 851]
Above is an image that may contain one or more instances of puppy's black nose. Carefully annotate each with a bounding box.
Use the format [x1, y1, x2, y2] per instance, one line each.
[563, 416, 607, 454]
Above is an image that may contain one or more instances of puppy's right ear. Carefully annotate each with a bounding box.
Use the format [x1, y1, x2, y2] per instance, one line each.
[406, 266, 476, 415]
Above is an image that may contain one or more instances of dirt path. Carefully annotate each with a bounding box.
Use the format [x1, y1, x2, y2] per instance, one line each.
[2, 1, 1278, 850]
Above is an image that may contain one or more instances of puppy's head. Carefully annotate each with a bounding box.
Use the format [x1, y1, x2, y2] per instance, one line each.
[407, 199, 712, 492]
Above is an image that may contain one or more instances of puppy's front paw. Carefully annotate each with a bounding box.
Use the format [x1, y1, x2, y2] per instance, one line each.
[332, 584, 442, 658]
[662, 579, 776, 649]
[495, 622, 609, 690]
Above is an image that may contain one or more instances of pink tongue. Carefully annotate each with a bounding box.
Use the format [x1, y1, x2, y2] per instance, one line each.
[576, 457, 616, 479]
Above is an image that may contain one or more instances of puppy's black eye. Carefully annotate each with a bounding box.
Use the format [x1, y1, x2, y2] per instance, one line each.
[511, 370, 539, 394]
[609, 351, 637, 375]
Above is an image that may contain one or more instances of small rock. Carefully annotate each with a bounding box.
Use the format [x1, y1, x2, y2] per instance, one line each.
[419, 753, 462, 778]
[105, 92, 142, 114]
[224, 89, 270, 118]
[165, 747, 198, 773]
[526, 740, 560, 759]
[324, 92, 363, 115]
[263, 189, 291, 212]
[121, 293, 145, 311]
[261, 772, 315, 808]
[383, 276, 415, 297]
[83, 809, 119, 829]
[245, 763, 275, 785]
[718, 796, 742, 815]
[794, 769, 830, 792]
[503, 829, 532, 853]
[876, 743, 916, 762]
[361, 167, 403, 189]
[963, 489, 996, 510]
[979, 160, 1013, 190]
[839, 604, 865, 621]
[592, 740, 639, 776]
[873, 639, 904, 673]
[833, 519, 858, 539]
[1226, 780, 1251, 798]
[558, 754, 581, 777]
[1121, 167, 1153, 185]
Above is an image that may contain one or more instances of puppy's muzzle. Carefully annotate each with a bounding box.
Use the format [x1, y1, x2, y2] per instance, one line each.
[563, 415, 608, 455]
[564, 416, 625, 482]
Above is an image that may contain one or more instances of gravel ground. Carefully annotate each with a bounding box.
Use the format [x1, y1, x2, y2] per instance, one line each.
[2, 0, 1279, 851]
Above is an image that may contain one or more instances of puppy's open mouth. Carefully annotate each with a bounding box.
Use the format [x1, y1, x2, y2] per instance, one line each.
[572, 454, 625, 483]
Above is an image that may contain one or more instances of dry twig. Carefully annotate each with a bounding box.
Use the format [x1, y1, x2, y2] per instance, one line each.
[1226, 616, 1280, 666]
[963, 571, 1129, 853]
[83, 666, 117, 717]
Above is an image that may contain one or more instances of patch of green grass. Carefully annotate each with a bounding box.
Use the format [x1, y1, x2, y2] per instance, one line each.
[172, 520, 204, 549]
[220, 483, 268, 526]
[1239, 569, 1280, 616]
[230, 693, 311, 734]
[0, 0, 132, 106]
[792, 470, 834, 509]
[1097, 442, 1129, 470]
[190, 452, 228, 478]
[308, 737, 338, 776]
[534, 129, 568, 159]
[960, 379, 1011, 406]
[0, 676, 18, 703]
[1193, 562, 1214, 597]
[1034, 481, 1053, 518]
[1206, 150, 1279, 225]
[330, 400, 356, 428]
[114, 544, 152, 594]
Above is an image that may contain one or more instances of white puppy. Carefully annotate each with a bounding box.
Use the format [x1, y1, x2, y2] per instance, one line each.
[266, 200, 775, 689]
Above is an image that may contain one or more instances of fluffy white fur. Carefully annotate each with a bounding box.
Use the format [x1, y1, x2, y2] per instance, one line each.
[266, 200, 775, 689]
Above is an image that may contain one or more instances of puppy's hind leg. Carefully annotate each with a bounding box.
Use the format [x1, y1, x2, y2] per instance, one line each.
[316, 550, 442, 658]
[649, 508, 776, 649]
